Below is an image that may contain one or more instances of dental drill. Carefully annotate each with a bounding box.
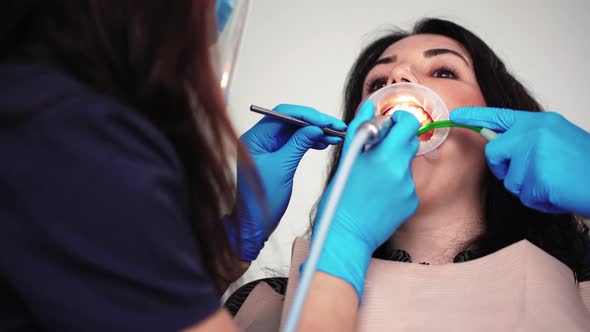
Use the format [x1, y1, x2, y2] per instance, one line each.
[281, 114, 395, 332]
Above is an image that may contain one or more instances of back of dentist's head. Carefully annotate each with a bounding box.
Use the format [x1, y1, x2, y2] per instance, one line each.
[0, 0, 255, 290]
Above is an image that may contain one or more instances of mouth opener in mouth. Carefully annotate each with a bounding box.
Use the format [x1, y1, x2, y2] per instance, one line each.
[380, 102, 435, 141]
[367, 83, 454, 157]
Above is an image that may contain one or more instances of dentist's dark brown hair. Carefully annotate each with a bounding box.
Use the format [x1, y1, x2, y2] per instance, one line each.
[0, 0, 256, 290]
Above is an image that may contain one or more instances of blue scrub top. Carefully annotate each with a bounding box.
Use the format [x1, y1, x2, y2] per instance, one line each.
[0, 60, 219, 331]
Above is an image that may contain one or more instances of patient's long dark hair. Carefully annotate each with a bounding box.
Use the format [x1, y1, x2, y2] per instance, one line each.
[323, 18, 588, 272]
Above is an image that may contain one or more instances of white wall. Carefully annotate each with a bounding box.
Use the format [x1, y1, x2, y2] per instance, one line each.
[225, 0, 590, 292]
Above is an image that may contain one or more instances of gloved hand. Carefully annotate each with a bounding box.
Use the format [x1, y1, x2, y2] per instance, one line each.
[231, 104, 346, 261]
[451, 107, 590, 217]
[215, 0, 234, 32]
[314, 100, 421, 298]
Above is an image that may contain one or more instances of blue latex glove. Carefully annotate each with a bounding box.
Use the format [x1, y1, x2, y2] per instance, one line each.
[232, 104, 347, 261]
[215, 0, 233, 32]
[451, 107, 590, 217]
[314, 100, 421, 298]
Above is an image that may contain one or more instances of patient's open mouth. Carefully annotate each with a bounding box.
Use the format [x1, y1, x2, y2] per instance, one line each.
[381, 103, 434, 141]
[368, 84, 450, 155]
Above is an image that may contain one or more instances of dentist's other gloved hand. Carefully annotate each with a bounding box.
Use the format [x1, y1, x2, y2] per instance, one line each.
[451, 107, 590, 217]
[230, 104, 346, 261]
[314, 101, 421, 298]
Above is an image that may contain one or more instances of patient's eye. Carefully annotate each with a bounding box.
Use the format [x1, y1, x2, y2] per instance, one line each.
[433, 67, 457, 79]
[366, 76, 388, 93]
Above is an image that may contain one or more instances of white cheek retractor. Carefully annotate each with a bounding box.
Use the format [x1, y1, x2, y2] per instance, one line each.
[367, 82, 450, 158]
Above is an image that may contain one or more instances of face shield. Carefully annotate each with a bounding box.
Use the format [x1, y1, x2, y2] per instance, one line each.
[209, 0, 251, 99]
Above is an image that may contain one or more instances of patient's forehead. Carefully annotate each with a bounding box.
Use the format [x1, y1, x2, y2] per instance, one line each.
[380, 34, 472, 66]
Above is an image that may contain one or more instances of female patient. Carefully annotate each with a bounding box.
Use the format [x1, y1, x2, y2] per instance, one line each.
[226, 18, 590, 330]
[333, 18, 587, 267]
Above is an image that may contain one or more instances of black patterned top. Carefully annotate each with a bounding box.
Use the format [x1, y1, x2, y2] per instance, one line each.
[372, 248, 475, 265]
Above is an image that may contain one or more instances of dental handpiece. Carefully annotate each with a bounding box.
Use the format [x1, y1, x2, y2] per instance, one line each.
[249, 105, 346, 138]
[358, 115, 395, 150]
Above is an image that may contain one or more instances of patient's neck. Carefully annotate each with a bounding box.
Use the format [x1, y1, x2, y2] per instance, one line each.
[388, 195, 484, 265]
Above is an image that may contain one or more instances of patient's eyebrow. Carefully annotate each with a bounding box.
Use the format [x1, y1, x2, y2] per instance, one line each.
[372, 55, 398, 68]
[423, 48, 469, 65]
[370, 48, 469, 71]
